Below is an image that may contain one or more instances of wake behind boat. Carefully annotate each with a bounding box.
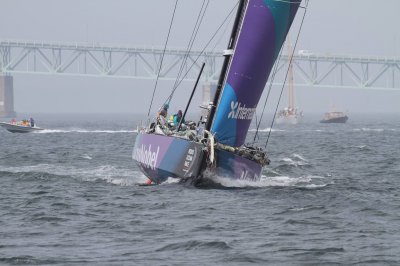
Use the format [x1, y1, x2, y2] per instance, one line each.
[133, 0, 304, 185]
[0, 118, 44, 133]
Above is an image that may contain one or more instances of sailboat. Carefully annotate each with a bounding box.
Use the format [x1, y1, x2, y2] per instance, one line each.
[276, 37, 303, 125]
[133, 0, 302, 184]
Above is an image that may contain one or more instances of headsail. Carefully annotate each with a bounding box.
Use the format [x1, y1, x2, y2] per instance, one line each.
[210, 0, 301, 146]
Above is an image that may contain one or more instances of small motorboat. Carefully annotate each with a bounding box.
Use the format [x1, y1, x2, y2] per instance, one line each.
[0, 120, 44, 133]
[320, 111, 348, 123]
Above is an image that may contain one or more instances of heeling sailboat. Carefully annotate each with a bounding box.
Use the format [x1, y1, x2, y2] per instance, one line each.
[133, 0, 302, 184]
[276, 37, 303, 124]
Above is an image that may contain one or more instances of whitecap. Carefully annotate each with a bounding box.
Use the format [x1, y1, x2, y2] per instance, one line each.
[248, 128, 285, 132]
[162, 177, 181, 184]
[0, 164, 146, 186]
[279, 156, 309, 167]
[207, 174, 327, 188]
[353, 128, 384, 132]
[80, 154, 93, 160]
[292, 153, 307, 162]
[37, 129, 137, 134]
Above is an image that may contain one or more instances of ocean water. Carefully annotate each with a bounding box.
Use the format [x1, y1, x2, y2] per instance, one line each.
[1, 113, 399, 265]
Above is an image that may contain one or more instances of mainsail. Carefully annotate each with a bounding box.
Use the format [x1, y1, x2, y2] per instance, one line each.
[210, 0, 301, 146]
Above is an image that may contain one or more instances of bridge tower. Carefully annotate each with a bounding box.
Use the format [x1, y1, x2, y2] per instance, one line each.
[201, 83, 217, 118]
[0, 75, 16, 118]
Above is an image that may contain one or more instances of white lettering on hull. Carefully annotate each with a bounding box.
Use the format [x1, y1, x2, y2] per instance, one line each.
[132, 144, 160, 170]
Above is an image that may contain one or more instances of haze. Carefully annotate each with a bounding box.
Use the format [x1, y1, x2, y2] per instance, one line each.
[1, 0, 399, 115]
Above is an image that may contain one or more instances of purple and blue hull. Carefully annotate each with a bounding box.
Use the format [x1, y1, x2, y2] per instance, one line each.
[211, 149, 262, 181]
[132, 133, 204, 184]
[132, 133, 263, 184]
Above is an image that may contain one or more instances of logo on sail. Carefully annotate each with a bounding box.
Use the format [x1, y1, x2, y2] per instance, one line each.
[228, 101, 256, 120]
[132, 144, 160, 170]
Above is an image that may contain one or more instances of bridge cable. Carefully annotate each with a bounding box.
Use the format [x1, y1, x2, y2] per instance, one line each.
[146, 0, 179, 119]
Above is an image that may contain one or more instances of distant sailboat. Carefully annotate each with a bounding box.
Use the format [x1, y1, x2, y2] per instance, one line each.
[276, 37, 302, 125]
[133, 0, 303, 184]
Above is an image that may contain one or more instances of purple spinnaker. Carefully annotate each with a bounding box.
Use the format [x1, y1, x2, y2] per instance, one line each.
[211, 0, 301, 147]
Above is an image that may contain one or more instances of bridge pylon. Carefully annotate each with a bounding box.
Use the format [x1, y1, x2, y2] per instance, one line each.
[0, 75, 16, 118]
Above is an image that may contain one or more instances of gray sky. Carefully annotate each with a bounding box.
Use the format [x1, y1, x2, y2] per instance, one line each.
[1, 0, 400, 115]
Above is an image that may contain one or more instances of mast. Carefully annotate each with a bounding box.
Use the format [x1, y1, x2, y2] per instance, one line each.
[205, 0, 247, 131]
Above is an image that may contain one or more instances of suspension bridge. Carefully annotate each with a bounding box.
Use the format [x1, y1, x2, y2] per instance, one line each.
[1, 39, 400, 116]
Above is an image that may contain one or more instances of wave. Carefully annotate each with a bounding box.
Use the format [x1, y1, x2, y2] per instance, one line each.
[353, 128, 385, 132]
[0, 256, 66, 265]
[1, 163, 332, 189]
[162, 177, 181, 184]
[248, 128, 285, 132]
[37, 129, 137, 134]
[346, 144, 373, 151]
[0, 164, 147, 186]
[292, 153, 307, 161]
[156, 240, 231, 252]
[80, 154, 93, 160]
[209, 174, 329, 188]
[278, 153, 310, 167]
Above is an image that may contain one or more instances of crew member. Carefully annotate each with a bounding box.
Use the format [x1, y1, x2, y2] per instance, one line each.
[157, 103, 169, 118]
[157, 103, 169, 127]
[172, 110, 184, 126]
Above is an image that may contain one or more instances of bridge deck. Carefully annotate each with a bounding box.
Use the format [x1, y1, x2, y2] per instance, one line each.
[1, 39, 399, 90]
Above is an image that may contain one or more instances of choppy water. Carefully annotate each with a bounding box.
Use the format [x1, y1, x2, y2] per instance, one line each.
[1, 113, 399, 265]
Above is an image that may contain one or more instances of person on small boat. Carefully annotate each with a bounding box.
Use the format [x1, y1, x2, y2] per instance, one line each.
[21, 119, 29, 126]
[30, 118, 35, 127]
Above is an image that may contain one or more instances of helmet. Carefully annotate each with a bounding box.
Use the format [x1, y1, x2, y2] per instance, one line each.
[163, 103, 169, 110]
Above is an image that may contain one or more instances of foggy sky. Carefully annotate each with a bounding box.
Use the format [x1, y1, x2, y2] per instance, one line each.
[1, 0, 399, 115]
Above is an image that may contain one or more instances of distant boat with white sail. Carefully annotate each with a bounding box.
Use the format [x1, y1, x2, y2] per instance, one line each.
[276, 37, 302, 125]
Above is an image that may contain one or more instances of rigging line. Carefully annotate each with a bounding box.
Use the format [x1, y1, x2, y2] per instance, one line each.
[169, 0, 207, 98]
[253, 111, 259, 140]
[163, 2, 239, 105]
[146, 0, 179, 119]
[173, 0, 209, 93]
[252, 45, 283, 143]
[254, 0, 308, 142]
[210, 11, 234, 54]
[265, 0, 309, 149]
[175, 0, 210, 90]
[173, 0, 208, 84]
[168, 0, 210, 103]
